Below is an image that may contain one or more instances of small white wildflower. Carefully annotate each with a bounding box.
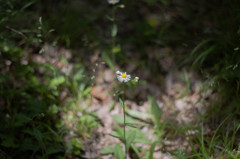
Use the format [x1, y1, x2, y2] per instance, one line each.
[108, 0, 120, 5]
[116, 71, 131, 83]
[135, 77, 139, 82]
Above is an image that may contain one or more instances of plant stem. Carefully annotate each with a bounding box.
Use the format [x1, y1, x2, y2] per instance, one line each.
[123, 85, 127, 159]
[123, 100, 127, 159]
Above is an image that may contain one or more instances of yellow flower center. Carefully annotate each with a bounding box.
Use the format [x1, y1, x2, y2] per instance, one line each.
[122, 74, 127, 78]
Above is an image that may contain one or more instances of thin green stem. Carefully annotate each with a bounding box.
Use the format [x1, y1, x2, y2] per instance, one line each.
[122, 85, 127, 159]
[123, 101, 127, 159]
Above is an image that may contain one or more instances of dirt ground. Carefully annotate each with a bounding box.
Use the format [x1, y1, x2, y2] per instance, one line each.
[33, 44, 209, 159]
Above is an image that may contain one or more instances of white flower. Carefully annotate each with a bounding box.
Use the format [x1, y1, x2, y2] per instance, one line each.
[108, 0, 120, 5]
[135, 77, 139, 82]
[116, 71, 131, 83]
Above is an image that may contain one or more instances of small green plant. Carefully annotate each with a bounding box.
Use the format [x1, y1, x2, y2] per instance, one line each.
[115, 71, 139, 159]
[101, 71, 167, 158]
[101, 71, 141, 158]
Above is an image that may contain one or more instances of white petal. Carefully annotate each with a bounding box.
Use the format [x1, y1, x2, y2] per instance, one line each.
[116, 71, 121, 75]
[117, 76, 123, 82]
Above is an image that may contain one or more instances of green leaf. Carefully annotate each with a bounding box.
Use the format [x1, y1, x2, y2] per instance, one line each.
[39, 48, 44, 54]
[71, 139, 82, 149]
[148, 96, 162, 127]
[50, 76, 65, 88]
[171, 149, 188, 159]
[110, 130, 122, 139]
[102, 51, 114, 69]
[100, 145, 115, 155]
[73, 68, 84, 81]
[126, 130, 136, 151]
[48, 104, 59, 114]
[113, 115, 148, 127]
[110, 125, 124, 140]
[83, 86, 92, 96]
[106, 15, 114, 22]
[125, 123, 138, 128]
[115, 126, 124, 139]
[112, 45, 121, 54]
[193, 46, 216, 66]
[112, 127, 150, 144]
[114, 144, 124, 159]
[149, 141, 157, 159]
[14, 113, 31, 127]
[112, 115, 139, 125]
[21, 0, 36, 11]
[127, 109, 152, 120]
[191, 39, 212, 55]
[130, 128, 151, 144]
[33, 128, 43, 143]
[131, 144, 142, 159]
[119, 98, 124, 108]
[1, 136, 18, 148]
[20, 138, 38, 151]
[112, 24, 118, 37]
[46, 146, 63, 155]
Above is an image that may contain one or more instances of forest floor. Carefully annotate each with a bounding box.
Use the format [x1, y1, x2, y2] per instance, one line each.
[33, 44, 210, 159]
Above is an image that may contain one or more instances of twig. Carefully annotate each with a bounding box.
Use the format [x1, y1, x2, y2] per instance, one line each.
[5, 26, 29, 40]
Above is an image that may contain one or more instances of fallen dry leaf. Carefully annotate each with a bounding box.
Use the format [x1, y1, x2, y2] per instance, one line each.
[91, 86, 107, 102]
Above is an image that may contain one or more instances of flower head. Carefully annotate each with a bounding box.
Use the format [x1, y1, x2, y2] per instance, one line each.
[108, 0, 120, 5]
[135, 77, 139, 82]
[116, 71, 131, 83]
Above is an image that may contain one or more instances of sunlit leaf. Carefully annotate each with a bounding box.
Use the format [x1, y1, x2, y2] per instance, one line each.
[148, 96, 162, 128]
[131, 144, 141, 159]
[119, 98, 124, 108]
[130, 127, 151, 144]
[100, 145, 115, 155]
[149, 141, 157, 159]
[102, 52, 114, 69]
[112, 45, 121, 54]
[114, 144, 124, 159]
[127, 109, 152, 120]
[112, 24, 118, 37]
[50, 76, 65, 88]
[126, 130, 136, 151]
[48, 104, 59, 114]
[112, 115, 138, 125]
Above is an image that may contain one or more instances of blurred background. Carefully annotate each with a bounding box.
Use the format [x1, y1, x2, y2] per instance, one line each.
[1, 0, 240, 158]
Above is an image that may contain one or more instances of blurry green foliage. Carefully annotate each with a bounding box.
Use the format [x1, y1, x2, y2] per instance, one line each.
[0, 47, 65, 158]
[0, 1, 100, 158]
